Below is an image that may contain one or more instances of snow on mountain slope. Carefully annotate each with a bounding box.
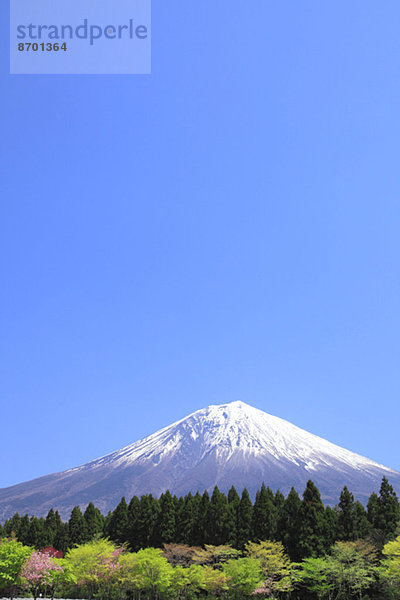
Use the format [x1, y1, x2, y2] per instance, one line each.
[0, 401, 399, 520]
[79, 401, 394, 474]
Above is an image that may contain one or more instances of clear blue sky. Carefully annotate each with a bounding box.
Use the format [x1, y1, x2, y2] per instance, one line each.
[1, 1, 400, 489]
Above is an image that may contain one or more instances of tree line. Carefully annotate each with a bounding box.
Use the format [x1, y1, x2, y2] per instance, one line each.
[1, 477, 399, 561]
[3, 530, 400, 599]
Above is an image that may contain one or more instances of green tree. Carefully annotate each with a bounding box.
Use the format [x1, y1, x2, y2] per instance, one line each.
[367, 492, 380, 526]
[44, 509, 62, 547]
[26, 517, 47, 549]
[297, 480, 327, 558]
[192, 544, 240, 566]
[252, 483, 277, 542]
[4, 515, 21, 540]
[227, 486, 240, 548]
[83, 503, 104, 542]
[206, 487, 231, 546]
[154, 491, 176, 546]
[245, 540, 292, 593]
[192, 490, 209, 546]
[337, 486, 356, 541]
[68, 507, 86, 547]
[127, 495, 140, 551]
[176, 493, 196, 545]
[296, 540, 379, 600]
[223, 557, 262, 598]
[106, 497, 129, 545]
[54, 523, 70, 555]
[0, 538, 32, 599]
[323, 506, 338, 550]
[136, 494, 160, 549]
[16, 515, 30, 547]
[236, 488, 253, 549]
[377, 477, 400, 541]
[382, 535, 400, 596]
[274, 490, 285, 522]
[277, 487, 301, 560]
[199, 565, 228, 596]
[353, 501, 371, 539]
[64, 538, 119, 599]
[131, 548, 173, 598]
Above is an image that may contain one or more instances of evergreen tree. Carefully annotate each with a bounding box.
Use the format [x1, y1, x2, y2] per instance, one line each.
[192, 490, 209, 546]
[367, 492, 380, 527]
[4, 513, 21, 539]
[236, 488, 253, 549]
[136, 494, 160, 549]
[337, 486, 356, 541]
[69, 506, 86, 546]
[374, 477, 400, 541]
[26, 516, 47, 548]
[323, 505, 338, 549]
[227, 486, 240, 546]
[176, 493, 196, 545]
[54, 521, 70, 554]
[228, 486, 240, 506]
[45, 508, 62, 547]
[297, 480, 327, 558]
[154, 491, 176, 546]
[83, 502, 104, 541]
[353, 501, 371, 539]
[206, 487, 231, 545]
[106, 497, 129, 544]
[127, 495, 140, 550]
[277, 487, 301, 561]
[274, 490, 285, 522]
[252, 483, 277, 542]
[17, 515, 30, 546]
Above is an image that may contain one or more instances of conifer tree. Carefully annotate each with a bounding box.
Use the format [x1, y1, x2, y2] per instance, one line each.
[83, 502, 104, 541]
[127, 495, 140, 550]
[54, 521, 70, 554]
[337, 486, 356, 541]
[323, 505, 338, 549]
[206, 487, 231, 545]
[17, 514, 31, 546]
[136, 494, 160, 548]
[106, 497, 129, 544]
[353, 501, 371, 539]
[154, 491, 176, 546]
[227, 486, 240, 546]
[297, 480, 327, 558]
[69, 506, 86, 546]
[45, 509, 62, 547]
[237, 488, 253, 549]
[376, 477, 400, 540]
[252, 483, 277, 542]
[367, 492, 380, 527]
[277, 487, 301, 560]
[192, 490, 210, 546]
[228, 486, 240, 506]
[176, 493, 196, 545]
[25, 516, 47, 548]
[274, 490, 285, 522]
[4, 513, 21, 539]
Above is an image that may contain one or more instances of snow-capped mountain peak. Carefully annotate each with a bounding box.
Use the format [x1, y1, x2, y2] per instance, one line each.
[1, 401, 399, 520]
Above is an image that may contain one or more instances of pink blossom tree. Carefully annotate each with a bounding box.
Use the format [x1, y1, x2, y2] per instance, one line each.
[22, 550, 64, 600]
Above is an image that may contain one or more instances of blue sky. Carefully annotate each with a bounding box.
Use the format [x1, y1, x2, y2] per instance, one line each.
[1, 1, 400, 489]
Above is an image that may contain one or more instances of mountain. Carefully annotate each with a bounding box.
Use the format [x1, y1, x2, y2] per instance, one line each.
[1, 401, 399, 521]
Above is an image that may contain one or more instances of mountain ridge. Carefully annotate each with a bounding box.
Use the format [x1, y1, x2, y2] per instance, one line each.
[1, 401, 399, 520]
